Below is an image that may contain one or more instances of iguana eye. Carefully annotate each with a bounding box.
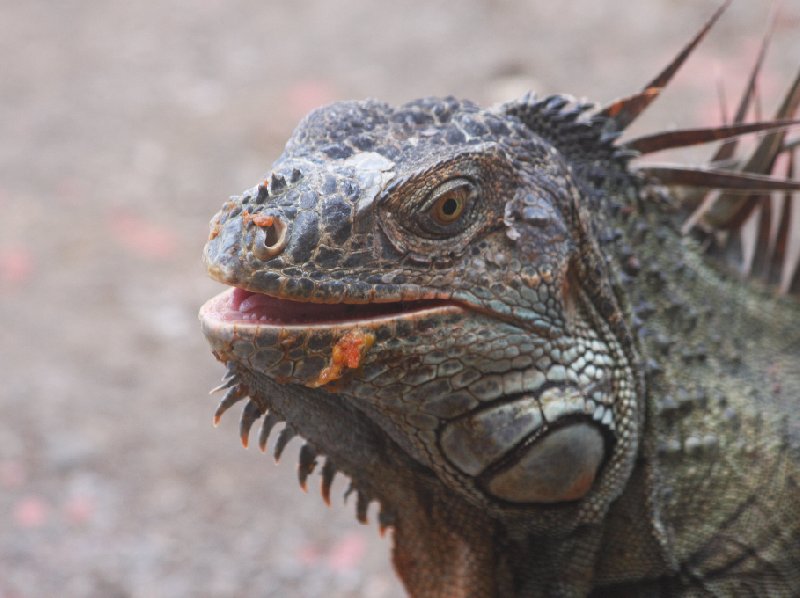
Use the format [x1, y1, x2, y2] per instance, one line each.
[426, 178, 475, 228]
[386, 172, 484, 248]
[432, 188, 466, 224]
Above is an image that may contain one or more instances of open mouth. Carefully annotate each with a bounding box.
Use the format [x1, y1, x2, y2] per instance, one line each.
[200, 287, 465, 328]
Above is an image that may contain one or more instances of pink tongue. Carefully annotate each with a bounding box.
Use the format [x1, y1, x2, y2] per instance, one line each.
[230, 288, 376, 323]
[231, 288, 330, 321]
[227, 287, 456, 325]
[231, 287, 252, 310]
[238, 292, 274, 313]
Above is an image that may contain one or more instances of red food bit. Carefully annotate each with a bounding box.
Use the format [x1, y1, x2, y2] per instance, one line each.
[208, 221, 221, 240]
[250, 213, 275, 227]
[310, 330, 375, 388]
[332, 330, 373, 369]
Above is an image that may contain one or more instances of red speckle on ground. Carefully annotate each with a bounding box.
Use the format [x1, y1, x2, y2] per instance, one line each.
[284, 80, 339, 121]
[108, 211, 178, 259]
[295, 531, 367, 572]
[297, 542, 322, 565]
[13, 497, 50, 528]
[63, 495, 96, 525]
[326, 531, 367, 572]
[0, 247, 34, 288]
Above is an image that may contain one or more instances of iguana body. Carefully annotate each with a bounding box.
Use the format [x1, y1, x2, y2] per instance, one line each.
[199, 6, 800, 596]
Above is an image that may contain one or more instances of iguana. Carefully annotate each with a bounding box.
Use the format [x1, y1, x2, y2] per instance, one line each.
[198, 4, 800, 595]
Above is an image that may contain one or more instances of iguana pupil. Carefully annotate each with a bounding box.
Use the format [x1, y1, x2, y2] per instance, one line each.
[441, 197, 458, 215]
[435, 194, 462, 221]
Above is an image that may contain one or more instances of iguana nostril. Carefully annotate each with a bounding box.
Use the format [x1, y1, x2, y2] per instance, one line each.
[249, 213, 288, 259]
[263, 220, 281, 248]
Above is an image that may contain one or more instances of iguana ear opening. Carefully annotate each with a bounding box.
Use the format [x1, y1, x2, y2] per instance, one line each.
[485, 423, 606, 504]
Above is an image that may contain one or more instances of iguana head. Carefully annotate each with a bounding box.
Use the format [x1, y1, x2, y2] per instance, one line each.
[198, 4, 800, 593]
[200, 95, 641, 535]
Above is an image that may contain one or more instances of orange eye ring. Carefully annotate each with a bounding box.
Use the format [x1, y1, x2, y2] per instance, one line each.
[432, 190, 466, 224]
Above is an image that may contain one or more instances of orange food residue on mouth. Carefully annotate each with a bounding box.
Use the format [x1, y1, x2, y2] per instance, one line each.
[250, 213, 275, 227]
[309, 330, 375, 388]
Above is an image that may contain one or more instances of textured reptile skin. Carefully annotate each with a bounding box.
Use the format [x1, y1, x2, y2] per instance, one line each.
[198, 21, 800, 598]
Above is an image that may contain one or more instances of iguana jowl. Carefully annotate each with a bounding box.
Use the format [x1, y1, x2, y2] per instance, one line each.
[199, 5, 800, 596]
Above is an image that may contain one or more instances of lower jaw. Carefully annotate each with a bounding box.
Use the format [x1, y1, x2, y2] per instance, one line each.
[199, 288, 467, 388]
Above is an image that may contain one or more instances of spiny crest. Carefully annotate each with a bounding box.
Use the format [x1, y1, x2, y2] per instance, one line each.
[508, 1, 799, 293]
[208, 363, 394, 531]
[501, 93, 627, 163]
[593, 1, 799, 295]
[498, 93, 643, 214]
[599, 0, 732, 132]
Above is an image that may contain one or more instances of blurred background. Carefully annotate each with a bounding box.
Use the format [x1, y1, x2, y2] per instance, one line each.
[1, 0, 797, 596]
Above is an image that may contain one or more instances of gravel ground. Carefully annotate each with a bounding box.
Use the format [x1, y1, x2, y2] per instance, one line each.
[1, 1, 797, 596]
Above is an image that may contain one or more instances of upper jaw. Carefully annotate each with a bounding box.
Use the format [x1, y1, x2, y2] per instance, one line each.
[202, 200, 466, 323]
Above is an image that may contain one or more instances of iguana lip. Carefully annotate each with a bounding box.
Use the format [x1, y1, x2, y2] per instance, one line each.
[199, 287, 465, 329]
